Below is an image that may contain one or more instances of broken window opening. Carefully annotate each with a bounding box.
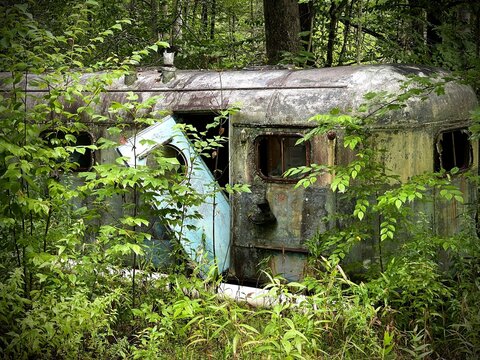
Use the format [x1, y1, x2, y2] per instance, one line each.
[41, 130, 95, 171]
[434, 129, 472, 172]
[174, 112, 230, 188]
[256, 134, 309, 182]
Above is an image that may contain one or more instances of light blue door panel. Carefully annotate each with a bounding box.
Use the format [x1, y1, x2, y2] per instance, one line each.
[116, 116, 231, 274]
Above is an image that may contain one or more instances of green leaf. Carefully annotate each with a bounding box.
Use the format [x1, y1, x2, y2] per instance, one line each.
[395, 199, 402, 209]
[129, 244, 143, 255]
[358, 211, 364, 221]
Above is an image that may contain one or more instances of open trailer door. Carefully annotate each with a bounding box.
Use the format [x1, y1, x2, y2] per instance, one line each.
[116, 116, 231, 274]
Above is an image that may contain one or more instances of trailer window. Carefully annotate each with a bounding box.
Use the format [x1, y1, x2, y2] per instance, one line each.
[434, 129, 472, 172]
[42, 130, 94, 171]
[145, 144, 187, 177]
[256, 135, 309, 181]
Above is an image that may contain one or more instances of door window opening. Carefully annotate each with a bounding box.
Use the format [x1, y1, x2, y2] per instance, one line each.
[174, 112, 230, 188]
[41, 130, 94, 171]
[145, 144, 188, 178]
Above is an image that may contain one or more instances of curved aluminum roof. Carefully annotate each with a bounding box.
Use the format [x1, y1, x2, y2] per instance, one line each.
[107, 64, 477, 128]
[2, 64, 477, 128]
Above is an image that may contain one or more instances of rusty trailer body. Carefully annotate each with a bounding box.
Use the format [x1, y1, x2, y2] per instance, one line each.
[6, 64, 479, 283]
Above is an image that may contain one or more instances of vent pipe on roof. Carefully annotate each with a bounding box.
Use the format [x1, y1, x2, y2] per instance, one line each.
[160, 51, 176, 83]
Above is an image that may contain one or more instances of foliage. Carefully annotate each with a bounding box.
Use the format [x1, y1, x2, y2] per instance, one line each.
[293, 1, 480, 89]
[1, 2, 480, 360]
[283, 74, 480, 358]
[1, 272, 122, 359]
[10, 0, 478, 92]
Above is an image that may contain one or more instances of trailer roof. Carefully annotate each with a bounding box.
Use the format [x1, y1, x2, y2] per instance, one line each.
[108, 64, 477, 128]
[2, 64, 477, 128]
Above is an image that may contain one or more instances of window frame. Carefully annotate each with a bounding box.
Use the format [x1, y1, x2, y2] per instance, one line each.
[143, 143, 189, 178]
[434, 128, 473, 173]
[254, 133, 311, 183]
[41, 130, 95, 172]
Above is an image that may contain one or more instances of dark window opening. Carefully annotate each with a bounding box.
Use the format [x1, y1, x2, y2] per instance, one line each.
[256, 134, 309, 181]
[434, 129, 472, 172]
[41, 130, 94, 171]
[174, 112, 229, 188]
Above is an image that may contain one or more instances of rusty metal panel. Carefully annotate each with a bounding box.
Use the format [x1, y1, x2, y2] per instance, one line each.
[4, 65, 478, 127]
[434, 177, 477, 236]
[232, 246, 309, 284]
[374, 130, 434, 181]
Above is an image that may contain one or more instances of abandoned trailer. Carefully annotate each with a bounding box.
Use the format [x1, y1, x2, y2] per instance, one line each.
[6, 64, 479, 283]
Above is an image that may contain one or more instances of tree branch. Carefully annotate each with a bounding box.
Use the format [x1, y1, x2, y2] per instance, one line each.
[338, 18, 387, 43]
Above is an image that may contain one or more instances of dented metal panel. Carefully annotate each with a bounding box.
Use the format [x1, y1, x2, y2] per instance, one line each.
[93, 64, 477, 129]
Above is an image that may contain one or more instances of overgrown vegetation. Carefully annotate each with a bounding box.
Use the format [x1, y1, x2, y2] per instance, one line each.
[1, 1, 480, 359]
[8, 0, 480, 91]
[285, 80, 480, 358]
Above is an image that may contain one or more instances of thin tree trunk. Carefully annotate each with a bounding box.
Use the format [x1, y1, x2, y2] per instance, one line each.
[171, 0, 183, 45]
[151, 0, 159, 42]
[326, 1, 340, 66]
[210, 0, 216, 40]
[476, 5, 480, 58]
[201, 0, 208, 35]
[250, 0, 254, 37]
[299, 1, 315, 51]
[356, 0, 363, 64]
[339, 0, 354, 65]
[158, 1, 169, 42]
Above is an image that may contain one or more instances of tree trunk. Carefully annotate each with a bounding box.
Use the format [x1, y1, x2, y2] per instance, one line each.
[426, 8, 442, 48]
[263, 0, 301, 64]
[151, 0, 159, 42]
[476, 5, 480, 58]
[355, 0, 363, 64]
[326, 0, 347, 67]
[171, 0, 183, 45]
[210, 0, 216, 40]
[202, 0, 208, 35]
[338, 0, 355, 65]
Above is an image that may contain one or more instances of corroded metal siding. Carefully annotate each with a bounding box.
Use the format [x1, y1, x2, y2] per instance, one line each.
[374, 122, 478, 239]
[434, 170, 478, 237]
[230, 119, 339, 282]
[374, 130, 434, 180]
[231, 124, 478, 282]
